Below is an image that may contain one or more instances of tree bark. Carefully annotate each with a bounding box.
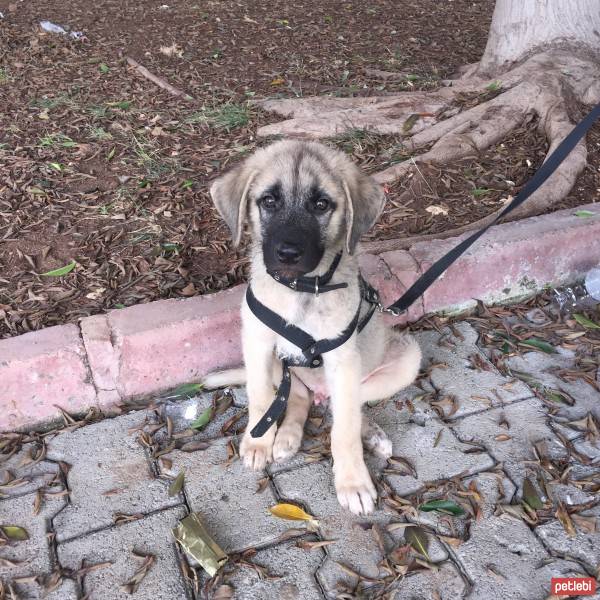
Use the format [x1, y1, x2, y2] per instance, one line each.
[479, 0, 600, 74]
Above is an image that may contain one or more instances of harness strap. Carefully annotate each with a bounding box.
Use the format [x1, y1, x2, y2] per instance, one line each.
[388, 101, 600, 314]
[246, 285, 363, 437]
[267, 251, 347, 294]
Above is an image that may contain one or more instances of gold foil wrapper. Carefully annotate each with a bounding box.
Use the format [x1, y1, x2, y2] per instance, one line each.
[172, 513, 228, 577]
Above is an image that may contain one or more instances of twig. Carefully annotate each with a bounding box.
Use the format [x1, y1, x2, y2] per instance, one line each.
[125, 56, 194, 102]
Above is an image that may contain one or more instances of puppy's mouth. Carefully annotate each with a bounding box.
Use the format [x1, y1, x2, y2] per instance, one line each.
[270, 266, 310, 280]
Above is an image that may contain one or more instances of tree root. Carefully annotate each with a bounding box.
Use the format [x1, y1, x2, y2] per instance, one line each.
[257, 50, 600, 239]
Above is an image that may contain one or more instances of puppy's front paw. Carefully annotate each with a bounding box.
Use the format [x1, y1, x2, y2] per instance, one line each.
[273, 423, 303, 463]
[240, 431, 275, 470]
[334, 462, 377, 515]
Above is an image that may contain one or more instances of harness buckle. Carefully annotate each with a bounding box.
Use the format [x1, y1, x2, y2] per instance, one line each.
[289, 279, 297, 290]
[377, 302, 405, 317]
[314, 276, 319, 297]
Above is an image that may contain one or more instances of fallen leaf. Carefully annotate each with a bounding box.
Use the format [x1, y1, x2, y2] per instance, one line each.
[574, 210, 596, 218]
[40, 261, 76, 277]
[270, 77, 285, 86]
[168, 470, 185, 497]
[425, 205, 449, 216]
[403, 113, 420, 133]
[405, 526, 430, 561]
[518, 338, 556, 354]
[0, 525, 29, 541]
[522, 478, 544, 510]
[296, 539, 336, 550]
[419, 500, 465, 516]
[573, 313, 600, 329]
[120, 551, 155, 594]
[190, 407, 213, 431]
[556, 502, 576, 538]
[269, 503, 316, 523]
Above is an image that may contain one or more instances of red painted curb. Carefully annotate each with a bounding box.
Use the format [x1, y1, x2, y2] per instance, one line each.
[2, 203, 599, 431]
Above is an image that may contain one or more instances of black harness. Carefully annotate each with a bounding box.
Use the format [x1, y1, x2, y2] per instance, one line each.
[247, 100, 600, 438]
[247, 252, 381, 438]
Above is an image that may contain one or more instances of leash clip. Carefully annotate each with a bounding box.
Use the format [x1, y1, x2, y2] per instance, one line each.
[377, 302, 405, 317]
[314, 276, 319, 297]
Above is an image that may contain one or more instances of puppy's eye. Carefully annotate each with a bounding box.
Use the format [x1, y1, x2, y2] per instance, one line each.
[313, 197, 329, 212]
[260, 195, 278, 210]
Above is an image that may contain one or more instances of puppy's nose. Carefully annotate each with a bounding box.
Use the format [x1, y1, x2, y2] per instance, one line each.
[276, 242, 303, 264]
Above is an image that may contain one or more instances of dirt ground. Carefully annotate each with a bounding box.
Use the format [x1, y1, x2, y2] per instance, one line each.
[1, 0, 599, 338]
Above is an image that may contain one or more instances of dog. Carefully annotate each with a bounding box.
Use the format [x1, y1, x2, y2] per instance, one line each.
[204, 140, 421, 515]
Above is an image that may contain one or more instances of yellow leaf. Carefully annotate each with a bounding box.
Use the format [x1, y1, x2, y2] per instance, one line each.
[268, 503, 316, 522]
[270, 77, 285, 86]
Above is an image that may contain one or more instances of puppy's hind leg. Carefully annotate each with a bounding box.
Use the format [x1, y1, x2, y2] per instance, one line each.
[360, 332, 421, 460]
[360, 332, 421, 404]
[272, 364, 311, 463]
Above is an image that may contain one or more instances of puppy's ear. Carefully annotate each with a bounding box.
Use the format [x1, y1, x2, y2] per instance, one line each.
[343, 168, 385, 255]
[210, 163, 257, 246]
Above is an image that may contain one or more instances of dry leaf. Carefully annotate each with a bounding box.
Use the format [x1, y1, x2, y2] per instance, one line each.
[169, 470, 185, 497]
[296, 539, 336, 550]
[556, 502, 577, 538]
[268, 503, 317, 524]
[121, 552, 155, 594]
[425, 205, 449, 216]
[405, 526, 431, 561]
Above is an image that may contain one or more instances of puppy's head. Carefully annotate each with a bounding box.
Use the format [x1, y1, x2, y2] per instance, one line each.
[210, 140, 384, 278]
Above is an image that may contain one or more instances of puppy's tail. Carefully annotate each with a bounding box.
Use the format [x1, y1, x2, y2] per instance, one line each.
[202, 368, 247, 389]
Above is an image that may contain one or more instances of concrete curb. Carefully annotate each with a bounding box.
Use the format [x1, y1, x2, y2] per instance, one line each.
[2, 203, 600, 431]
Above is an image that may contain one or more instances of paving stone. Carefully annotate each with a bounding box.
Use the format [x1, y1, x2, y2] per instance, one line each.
[0, 492, 69, 598]
[0, 443, 62, 497]
[46, 411, 180, 542]
[159, 438, 289, 553]
[414, 322, 532, 419]
[225, 539, 325, 600]
[274, 461, 391, 594]
[57, 506, 188, 600]
[389, 561, 466, 600]
[536, 505, 600, 573]
[369, 409, 495, 496]
[452, 398, 556, 488]
[463, 472, 517, 519]
[507, 350, 600, 421]
[454, 513, 587, 600]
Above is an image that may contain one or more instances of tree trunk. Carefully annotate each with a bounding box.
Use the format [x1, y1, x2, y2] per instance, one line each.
[479, 0, 600, 74]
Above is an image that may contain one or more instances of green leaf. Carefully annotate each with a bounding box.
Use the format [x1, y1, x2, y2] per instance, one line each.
[181, 179, 194, 189]
[544, 389, 574, 406]
[405, 526, 430, 560]
[40, 260, 76, 277]
[1, 525, 29, 541]
[49, 162, 63, 171]
[472, 188, 490, 197]
[99, 63, 110, 74]
[190, 407, 213, 431]
[486, 80, 501, 91]
[168, 470, 185, 497]
[573, 313, 600, 329]
[518, 338, 556, 354]
[107, 147, 116, 161]
[522, 478, 543, 510]
[419, 499, 465, 516]
[159, 383, 203, 401]
[574, 210, 595, 218]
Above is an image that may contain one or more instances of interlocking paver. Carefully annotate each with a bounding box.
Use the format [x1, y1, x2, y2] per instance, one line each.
[507, 350, 600, 421]
[0, 493, 74, 598]
[451, 398, 557, 487]
[454, 514, 589, 600]
[159, 438, 290, 553]
[368, 403, 495, 496]
[225, 539, 325, 599]
[46, 411, 180, 542]
[415, 322, 532, 419]
[536, 504, 600, 573]
[57, 506, 188, 600]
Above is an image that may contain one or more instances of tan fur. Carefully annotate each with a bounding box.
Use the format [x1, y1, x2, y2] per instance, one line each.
[207, 140, 421, 515]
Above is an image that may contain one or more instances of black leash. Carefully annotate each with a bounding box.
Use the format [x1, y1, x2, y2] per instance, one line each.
[387, 101, 600, 315]
[246, 101, 600, 437]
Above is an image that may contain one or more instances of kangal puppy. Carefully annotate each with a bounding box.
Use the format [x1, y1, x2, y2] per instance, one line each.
[205, 140, 421, 515]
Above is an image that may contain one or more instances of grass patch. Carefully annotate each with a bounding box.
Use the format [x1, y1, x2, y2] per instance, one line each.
[0, 69, 9, 84]
[185, 102, 250, 131]
[88, 126, 113, 141]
